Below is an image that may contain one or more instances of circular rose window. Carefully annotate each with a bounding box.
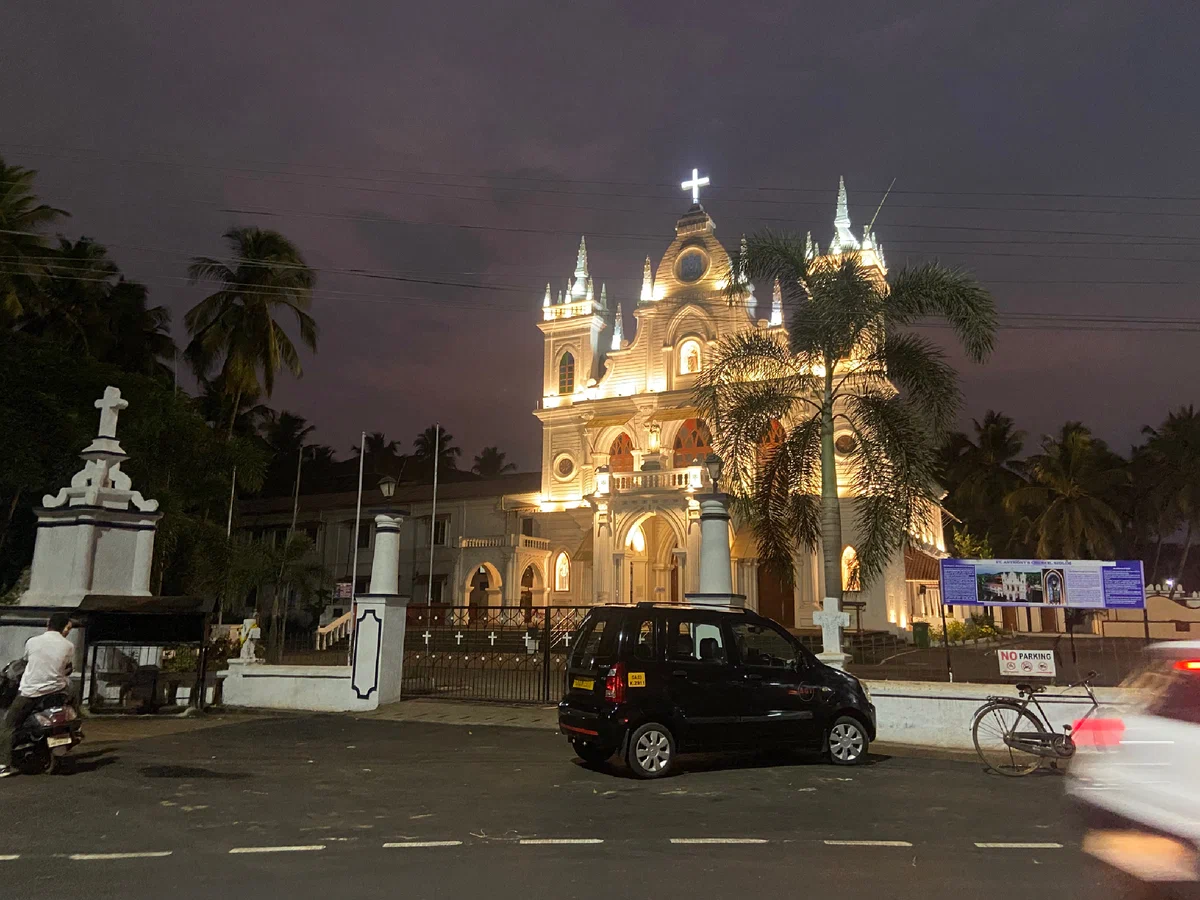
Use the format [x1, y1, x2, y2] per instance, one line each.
[676, 248, 708, 283]
[554, 455, 575, 480]
[835, 434, 858, 455]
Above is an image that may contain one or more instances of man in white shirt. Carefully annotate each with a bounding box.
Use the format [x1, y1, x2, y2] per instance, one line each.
[0, 613, 76, 778]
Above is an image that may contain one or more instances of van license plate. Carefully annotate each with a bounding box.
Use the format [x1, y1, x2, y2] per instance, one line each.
[46, 736, 71, 748]
[571, 678, 594, 691]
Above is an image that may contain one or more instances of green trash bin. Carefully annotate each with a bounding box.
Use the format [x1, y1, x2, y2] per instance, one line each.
[912, 621, 931, 649]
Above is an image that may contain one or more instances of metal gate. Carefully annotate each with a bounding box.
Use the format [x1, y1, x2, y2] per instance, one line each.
[402, 605, 593, 704]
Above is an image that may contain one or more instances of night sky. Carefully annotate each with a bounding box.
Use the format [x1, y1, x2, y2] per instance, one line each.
[6, 2, 1199, 470]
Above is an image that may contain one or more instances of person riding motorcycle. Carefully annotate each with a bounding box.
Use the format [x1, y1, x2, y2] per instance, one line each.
[0, 613, 76, 778]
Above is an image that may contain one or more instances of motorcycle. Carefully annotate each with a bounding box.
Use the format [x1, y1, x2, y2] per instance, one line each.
[11, 696, 84, 775]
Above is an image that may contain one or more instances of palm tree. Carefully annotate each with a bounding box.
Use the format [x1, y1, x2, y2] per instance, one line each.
[101, 279, 176, 379]
[184, 227, 317, 438]
[195, 374, 274, 439]
[413, 425, 461, 470]
[261, 411, 316, 497]
[26, 237, 118, 352]
[1005, 423, 1127, 558]
[0, 157, 66, 321]
[940, 410, 1026, 550]
[473, 446, 517, 477]
[697, 238, 995, 606]
[1141, 407, 1200, 588]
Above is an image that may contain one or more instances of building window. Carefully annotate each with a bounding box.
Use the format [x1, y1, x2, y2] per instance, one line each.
[679, 339, 702, 375]
[554, 551, 570, 592]
[835, 433, 858, 455]
[554, 454, 576, 481]
[521, 517, 536, 537]
[558, 351, 575, 394]
[425, 515, 449, 546]
[356, 520, 372, 549]
[609, 432, 635, 472]
[842, 545, 861, 592]
[672, 417, 713, 468]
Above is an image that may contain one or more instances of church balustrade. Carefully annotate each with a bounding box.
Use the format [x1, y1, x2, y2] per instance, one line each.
[460, 535, 551, 550]
[610, 467, 702, 493]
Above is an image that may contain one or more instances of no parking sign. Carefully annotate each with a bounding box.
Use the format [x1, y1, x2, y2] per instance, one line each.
[998, 649, 1056, 678]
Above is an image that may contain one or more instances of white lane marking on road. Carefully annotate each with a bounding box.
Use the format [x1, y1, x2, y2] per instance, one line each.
[824, 840, 913, 847]
[0, 855, 20, 861]
[974, 842, 1063, 849]
[69, 852, 173, 861]
[228, 845, 326, 854]
[670, 838, 770, 845]
[383, 841, 464, 849]
[519, 839, 604, 845]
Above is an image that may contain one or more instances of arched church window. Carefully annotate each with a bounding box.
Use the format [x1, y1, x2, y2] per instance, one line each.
[609, 432, 634, 472]
[672, 417, 713, 468]
[554, 551, 570, 592]
[842, 545, 861, 593]
[679, 339, 702, 375]
[757, 419, 786, 464]
[558, 352, 575, 395]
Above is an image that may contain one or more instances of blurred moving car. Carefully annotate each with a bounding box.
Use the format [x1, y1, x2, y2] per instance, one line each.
[1068, 641, 1200, 892]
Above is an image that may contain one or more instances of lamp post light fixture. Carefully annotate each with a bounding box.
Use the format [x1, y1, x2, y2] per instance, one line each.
[704, 452, 724, 494]
[378, 475, 398, 500]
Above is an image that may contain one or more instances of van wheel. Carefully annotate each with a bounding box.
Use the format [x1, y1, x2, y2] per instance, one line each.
[627, 723, 675, 779]
[827, 716, 869, 766]
[571, 741, 614, 766]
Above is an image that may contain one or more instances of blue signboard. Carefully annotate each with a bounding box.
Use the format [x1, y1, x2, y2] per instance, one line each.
[938, 558, 1145, 610]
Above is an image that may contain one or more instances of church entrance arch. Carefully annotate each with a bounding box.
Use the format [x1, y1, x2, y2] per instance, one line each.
[466, 563, 502, 624]
[619, 512, 683, 605]
[519, 564, 544, 624]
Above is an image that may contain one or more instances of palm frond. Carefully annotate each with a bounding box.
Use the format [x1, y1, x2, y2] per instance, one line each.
[886, 263, 997, 363]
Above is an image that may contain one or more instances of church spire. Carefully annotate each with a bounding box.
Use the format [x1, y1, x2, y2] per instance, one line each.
[600, 283, 607, 310]
[640, 255, 654, 303]
[543, 282, 551, 308]
[611, 303, 625, 350]
[805, 231, 816, 260]
[570, 236, 589, 299]
[770, 278, 783, 327]
[829, 176, 860, 255]
[586, 276, 594, 303]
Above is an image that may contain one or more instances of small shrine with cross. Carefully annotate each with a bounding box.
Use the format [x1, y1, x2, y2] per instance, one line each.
[20, 385, 163, 608]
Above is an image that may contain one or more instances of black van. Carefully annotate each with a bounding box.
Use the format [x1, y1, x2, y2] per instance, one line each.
[558, 603, 876, 778]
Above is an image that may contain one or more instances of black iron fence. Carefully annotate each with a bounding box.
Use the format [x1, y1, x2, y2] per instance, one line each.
[402, 605, 593, 704]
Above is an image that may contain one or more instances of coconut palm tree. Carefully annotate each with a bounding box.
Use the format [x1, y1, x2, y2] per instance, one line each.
[1140, 407, 1200, 588]
[940, 410, 1026, 550]
[413, 425, 461, 470]
[472, 446, 517, 477]
[0, 157, 66, 321]
[184, 227, 317, 438]
[1005, 423, 1127, 558]
[697, 238, 995, 606]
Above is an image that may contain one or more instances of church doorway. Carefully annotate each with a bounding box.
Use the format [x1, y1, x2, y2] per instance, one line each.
[520, 564, 537, 624]
[757, 566, 795, 628]
[468, 567, 491, 624]
[623, 514, 680, 605]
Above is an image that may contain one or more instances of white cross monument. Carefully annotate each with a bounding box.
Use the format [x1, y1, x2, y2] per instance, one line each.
[681, 167, 710, 204]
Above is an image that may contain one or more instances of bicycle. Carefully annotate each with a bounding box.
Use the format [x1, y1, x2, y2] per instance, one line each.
[971, 671, 1099, 776]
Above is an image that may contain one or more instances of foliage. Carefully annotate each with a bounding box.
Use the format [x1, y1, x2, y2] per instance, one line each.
[0, 155, 67, 321]
[1139, 406, 1200, 586]
[697, 237, 995, 597]
[950, 525, 993, 559]
[1005, 423, 1127, 558]
[472, 446, 517, 477]
[930, 619, 966, 645]
[939, 411, 1025, 553]
[413, 425, 462, 470]
[185, 227, 318, 437]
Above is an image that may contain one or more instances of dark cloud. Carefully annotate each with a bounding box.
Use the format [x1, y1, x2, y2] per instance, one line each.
[4, 0, 1200, 467]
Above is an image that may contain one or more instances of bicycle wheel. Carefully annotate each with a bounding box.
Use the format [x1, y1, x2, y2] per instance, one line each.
[972, 702, 1045, 776]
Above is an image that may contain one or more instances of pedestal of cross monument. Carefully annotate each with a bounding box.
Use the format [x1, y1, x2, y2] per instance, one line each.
[813, 598, 852, 670]
[20, 385, 162, 608]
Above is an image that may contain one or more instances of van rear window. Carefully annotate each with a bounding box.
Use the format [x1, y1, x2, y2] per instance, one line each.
[570, 613, 619, 668]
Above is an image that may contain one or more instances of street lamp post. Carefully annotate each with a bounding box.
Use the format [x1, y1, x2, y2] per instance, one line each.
[684, 452, 745, 608]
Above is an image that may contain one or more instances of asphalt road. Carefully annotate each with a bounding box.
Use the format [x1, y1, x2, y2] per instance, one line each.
[0, 714, 1150, 899]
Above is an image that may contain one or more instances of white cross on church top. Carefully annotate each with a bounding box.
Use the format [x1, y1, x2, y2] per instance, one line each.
[681, 168, 710, 204]
[94, 385, 128, 439]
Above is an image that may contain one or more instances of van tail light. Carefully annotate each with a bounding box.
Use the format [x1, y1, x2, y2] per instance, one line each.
[605, 663, 626, 703]
[1174, 659, 1200, 672]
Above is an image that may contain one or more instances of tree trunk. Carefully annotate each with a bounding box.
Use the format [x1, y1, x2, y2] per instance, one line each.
[226, 387, 243, 441]
[0, 489, 21, 555]
[1173, 519, 1194, 598]
[819, 365, 844, 608]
